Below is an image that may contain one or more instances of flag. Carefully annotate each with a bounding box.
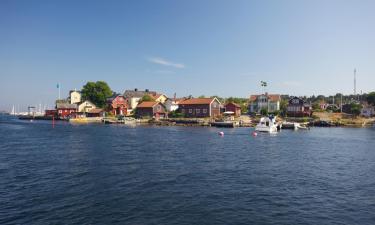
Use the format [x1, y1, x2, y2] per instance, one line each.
[56, 83, 59, 89]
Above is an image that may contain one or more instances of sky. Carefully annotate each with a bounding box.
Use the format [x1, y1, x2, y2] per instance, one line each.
[1, 0, 375, 111]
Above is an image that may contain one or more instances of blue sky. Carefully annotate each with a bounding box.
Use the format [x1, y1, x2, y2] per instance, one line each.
[1, 0, 375, 111]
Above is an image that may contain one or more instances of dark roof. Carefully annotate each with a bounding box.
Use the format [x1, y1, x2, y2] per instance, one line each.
[107, 94, 125, 102]
[225, 102, 241, 107]
[56, 103, 77, 109]
[88, 108, 104, 114]
[123, 89, 157, 98]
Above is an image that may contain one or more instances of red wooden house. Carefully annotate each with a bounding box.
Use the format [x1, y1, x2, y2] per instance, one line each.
[107, 95, 128, 116]
[178, 98, 221, 118]
[287, 96, 312, 117]
[135, 101, 167, 119]
[56, 103, 77, 119]
[224, 102, 241, 116]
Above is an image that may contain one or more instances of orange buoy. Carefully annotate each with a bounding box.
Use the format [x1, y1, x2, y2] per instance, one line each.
[252, 131, 258, 137]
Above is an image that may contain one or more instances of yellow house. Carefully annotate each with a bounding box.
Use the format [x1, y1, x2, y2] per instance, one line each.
[78, 100, 96, 113]
[152, 94, 168, 103]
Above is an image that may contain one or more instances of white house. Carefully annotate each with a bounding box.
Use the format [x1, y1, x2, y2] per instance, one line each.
[248, 93, 281, 114]
[361, 105, 374, 117]
[78, 100, 96, 113]
[69, 90, 81, 104]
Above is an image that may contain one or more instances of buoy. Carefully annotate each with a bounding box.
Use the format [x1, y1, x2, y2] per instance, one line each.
[252, 131, 258, 136]
[218, 131, 224, 136]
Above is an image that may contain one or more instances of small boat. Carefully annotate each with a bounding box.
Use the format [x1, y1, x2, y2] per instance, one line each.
[255, 116, 278, 133]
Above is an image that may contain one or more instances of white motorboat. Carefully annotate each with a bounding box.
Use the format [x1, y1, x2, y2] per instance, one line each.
[255, 116, 278, 133]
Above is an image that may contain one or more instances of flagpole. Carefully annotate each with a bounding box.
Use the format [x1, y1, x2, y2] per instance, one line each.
[58, 83, 61, 100]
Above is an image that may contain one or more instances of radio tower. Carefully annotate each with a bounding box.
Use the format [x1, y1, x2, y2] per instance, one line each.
[354, 69, 357, 96]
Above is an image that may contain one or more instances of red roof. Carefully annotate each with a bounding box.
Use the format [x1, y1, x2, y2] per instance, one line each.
[137, 101, 158, 108]
[179, 98, 217, 105]
[249, 94, 280, 102]
[225, 102, 241, 108]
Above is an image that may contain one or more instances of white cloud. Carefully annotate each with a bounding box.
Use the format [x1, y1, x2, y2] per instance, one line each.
[148, 57, 185, 68]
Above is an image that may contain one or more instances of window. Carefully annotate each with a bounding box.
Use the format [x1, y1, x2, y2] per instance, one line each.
[59, 110, 62, 113]
[196, 109, 200, 113]
[157, 105, 161, 111]
[181, 109, 185, 113]
[203, 109, 207, 114]
[189, 109, 192, 113]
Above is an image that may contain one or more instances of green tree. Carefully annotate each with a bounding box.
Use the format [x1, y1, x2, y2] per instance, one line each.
[367, 92, 375, 106]
[81, 81, 113, 108]
[139, 94, 155, 103]
[280, 99, 288, 116]
[350, 103, 362, 116]
[260, 108, 268, 116]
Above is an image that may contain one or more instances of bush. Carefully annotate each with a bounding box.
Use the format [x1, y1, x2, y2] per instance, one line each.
[260, 108, 268, 116]
[169, 111, 184, 118]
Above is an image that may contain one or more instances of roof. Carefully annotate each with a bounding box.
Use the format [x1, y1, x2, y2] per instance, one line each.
[249, 94, 281, 102]
[107, 94, 125, 102]
[56, 103, 77, 109]
[179, 98, 219, 105]
[225, 102, 241, 107]
[124, 89, 157, 98]
[78, 100, 95, 106]
[88, 108, 104, 113]
[136, 101, 159, 108]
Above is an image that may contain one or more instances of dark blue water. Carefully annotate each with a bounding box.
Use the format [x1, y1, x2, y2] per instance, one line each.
[1, 115, 375, 225]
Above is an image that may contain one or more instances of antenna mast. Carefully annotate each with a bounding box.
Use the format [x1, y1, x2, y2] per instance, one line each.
[354, 69, 357, 96]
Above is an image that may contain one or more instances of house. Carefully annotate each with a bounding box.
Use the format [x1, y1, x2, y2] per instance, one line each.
[123, 88, 157, 109]
[361, 104, 374, 117]
[178, 98, 221, 118]
[78, 100, 96, 113]
[56, 103, 77, 118]
[69, 90, 81, 104]
[248, 93, 281, 114]
[151, 93, 168, 103]
[224, 102, 241, 116]
[107, 94, 128, 116]
[87, 108, 105, 117]
[287, 96, 312, 117]
[135, 101, 167, 119]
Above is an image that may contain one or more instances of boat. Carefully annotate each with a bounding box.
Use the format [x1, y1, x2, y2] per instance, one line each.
[69, 117, 102, 123]
[255, 116, 278, 133]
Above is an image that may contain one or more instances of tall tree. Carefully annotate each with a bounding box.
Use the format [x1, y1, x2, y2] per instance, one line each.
[81, 81, 112, 108]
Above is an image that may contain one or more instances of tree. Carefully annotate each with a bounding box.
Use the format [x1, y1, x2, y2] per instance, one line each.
[139, 94, 155, 103]
[280, 99, 288, 116]
[81, 81, 113, 108]
[367, 92, 375, 106]
[350, 103, 362, 116]
[260, 108, 268, 116]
